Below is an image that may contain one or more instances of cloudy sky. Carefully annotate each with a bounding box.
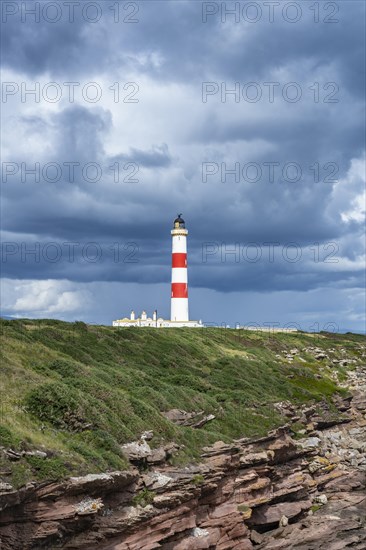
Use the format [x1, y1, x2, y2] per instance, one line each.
[1, 0, 365, 332]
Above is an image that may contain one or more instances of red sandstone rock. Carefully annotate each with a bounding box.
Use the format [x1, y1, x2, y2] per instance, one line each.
[1, 378, 365, 550]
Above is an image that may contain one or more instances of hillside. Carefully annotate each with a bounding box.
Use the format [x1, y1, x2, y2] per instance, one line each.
[0, 319, 365, 488]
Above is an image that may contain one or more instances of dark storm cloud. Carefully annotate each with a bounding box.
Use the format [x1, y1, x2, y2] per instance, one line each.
[2, 120, 365, 280]
[2, 225, 364, 293]
[111, 144, 172, 168]
[1, 0, 365, 303]
[1, 1, 204, 78]
[55, 106, 111, 153]
[3, 1, 364, 95]
[1, 3, 95, 76]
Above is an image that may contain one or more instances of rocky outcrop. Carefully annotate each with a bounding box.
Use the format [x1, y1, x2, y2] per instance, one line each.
[1, 366, 365, 549]
[0, 471, 139, 549]
[162, 409, 216, 429]
[120, 431, 180, 466]
[257, 364, 366, 550]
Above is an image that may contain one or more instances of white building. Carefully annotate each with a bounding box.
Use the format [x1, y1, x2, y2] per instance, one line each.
[113, 309, 203, 328]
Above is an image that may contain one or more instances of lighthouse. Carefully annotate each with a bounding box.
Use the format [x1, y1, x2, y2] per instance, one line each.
[171, 214, 189, 322]
[113, 214, 202, 328]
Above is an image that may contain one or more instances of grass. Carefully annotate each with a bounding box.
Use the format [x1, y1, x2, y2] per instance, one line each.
[0, 319, 365, 486]
[191, 474, 205, 485]
[131, 488, 156, 507]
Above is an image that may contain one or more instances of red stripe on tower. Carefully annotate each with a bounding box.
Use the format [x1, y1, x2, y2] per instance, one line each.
[171, 282, 188, 298]
[172, 253, 187, 268]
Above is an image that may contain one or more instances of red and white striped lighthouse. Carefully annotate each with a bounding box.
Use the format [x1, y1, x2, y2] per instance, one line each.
[171, 214, 189, 322]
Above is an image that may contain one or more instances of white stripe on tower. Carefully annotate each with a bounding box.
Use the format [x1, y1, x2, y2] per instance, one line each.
[171, 214, 189, 322]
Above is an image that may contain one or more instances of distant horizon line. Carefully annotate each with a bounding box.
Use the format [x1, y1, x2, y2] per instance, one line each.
[1, 315, 365, 336]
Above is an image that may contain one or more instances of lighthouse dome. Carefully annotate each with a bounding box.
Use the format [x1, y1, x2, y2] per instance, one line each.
[173, 214, 185, 228]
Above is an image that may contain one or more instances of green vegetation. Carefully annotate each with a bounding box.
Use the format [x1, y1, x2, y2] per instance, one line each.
[10, 462, 33, 489]
[191, 474, 205, 485]
[0, 319, 364, 486]
[237, 504, 251, 513]
[311, 504, 322, 513]
[24, 455, 69, 481]
[0, 425, 21, 448]
[132, 488, 156, 507]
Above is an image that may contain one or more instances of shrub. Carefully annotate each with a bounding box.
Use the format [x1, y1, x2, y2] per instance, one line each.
[11, 463, 32, 488]
[81, 429, 121, 455]
[191, 474, 205, 485]
[0, 425, 21, 449]
[48, 359, 80, 378]
[73, 321, 88, 330]
[24, 383, 82, 429]
[25, 455, 68, 480]
[132, 488, 155, 507]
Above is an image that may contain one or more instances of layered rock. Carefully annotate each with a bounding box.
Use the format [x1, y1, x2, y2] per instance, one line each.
[162, 409, 216, 429]
[1, 367, 365, 550]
